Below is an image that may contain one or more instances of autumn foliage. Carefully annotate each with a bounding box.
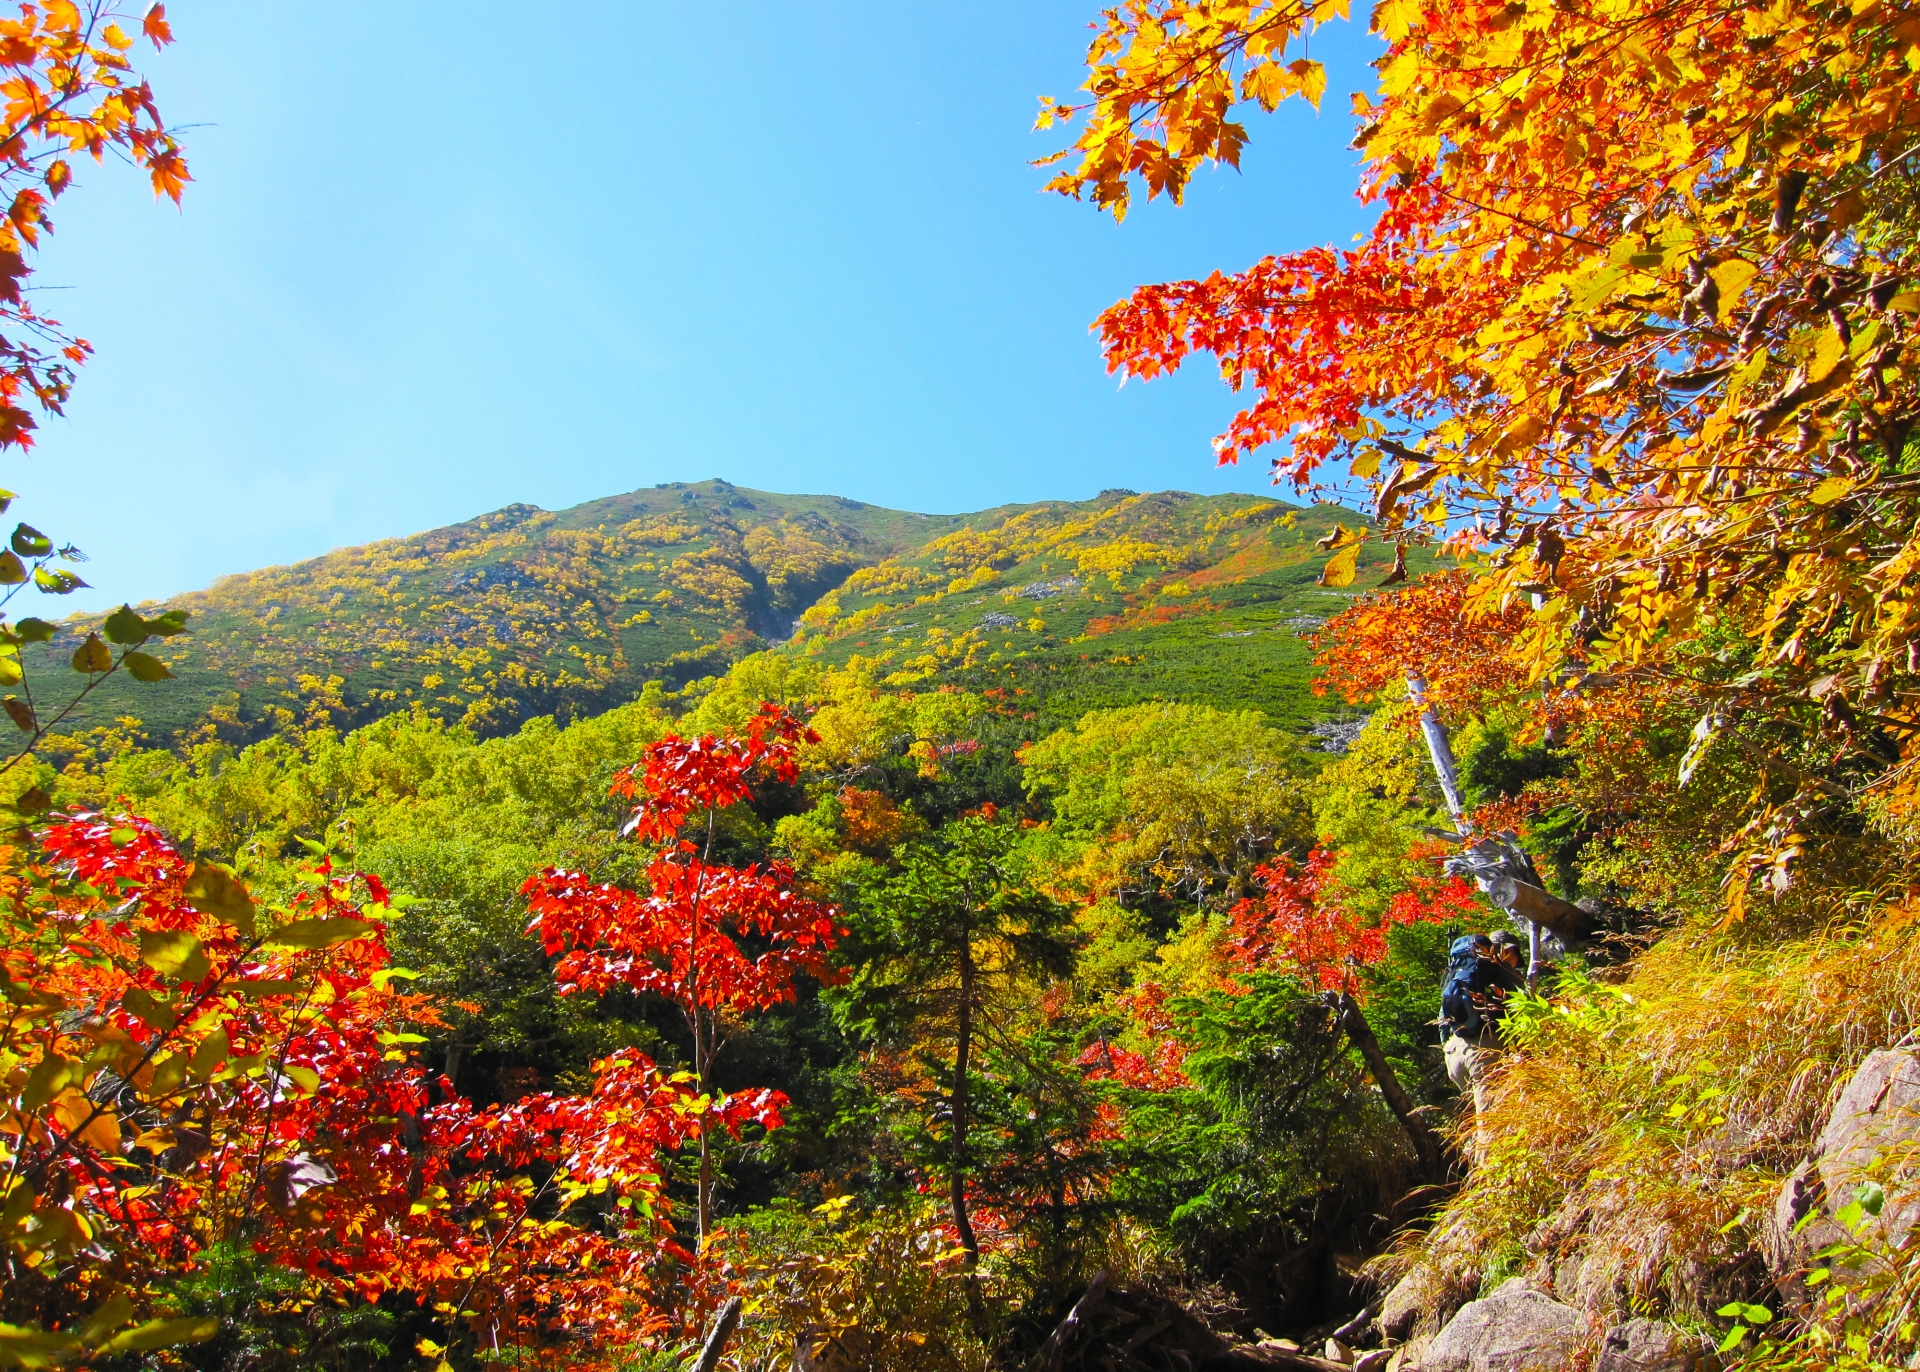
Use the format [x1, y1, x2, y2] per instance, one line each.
[524, 704, 841, 1238]
[1046, 0, 1920, 880]
[0, 2, 186, 450]
[1312, 570, 1534, 723]
[1, 813, 707, 1365]
[1226, 848, 1479, 993]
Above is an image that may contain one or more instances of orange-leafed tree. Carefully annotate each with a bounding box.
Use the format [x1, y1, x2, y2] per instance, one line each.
[1, 811, 704, 1365]
[0, 1, 187, 453]
[1044, 0, 1920, 876]
[1313, 570, 1534, 725]
[522, 704, 842, 1243]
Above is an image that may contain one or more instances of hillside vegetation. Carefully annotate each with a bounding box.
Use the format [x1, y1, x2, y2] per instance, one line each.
[25, 483, 1416, 756]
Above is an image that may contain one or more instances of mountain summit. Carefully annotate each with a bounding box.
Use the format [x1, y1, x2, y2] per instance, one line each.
[39, 480, 1407, 747]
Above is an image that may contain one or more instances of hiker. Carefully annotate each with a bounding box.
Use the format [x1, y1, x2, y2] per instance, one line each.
[1441, 931, 1526, 1158]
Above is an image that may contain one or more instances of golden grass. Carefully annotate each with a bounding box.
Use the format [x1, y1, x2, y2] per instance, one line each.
[1371, 910, 1920, 1350]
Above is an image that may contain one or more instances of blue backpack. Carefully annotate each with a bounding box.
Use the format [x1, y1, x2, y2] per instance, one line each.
[1441, 934, 1488, 1038]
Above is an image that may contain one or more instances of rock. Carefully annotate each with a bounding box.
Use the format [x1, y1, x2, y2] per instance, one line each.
[1354, 1352, 1394, 1372]
[1379, 1265, 1471, 1345]
[1815, 1049, 1920, 1247]
[1326, 1338, 1354, 1364]
[1763, 1158, 1843, 1311]
[1766, 1048, 1920, 1304]
[1595, 1318, 1718, 1372]
[1419, 1278, 1587, 1372]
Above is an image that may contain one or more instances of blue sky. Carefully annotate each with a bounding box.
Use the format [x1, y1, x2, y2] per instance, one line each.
[24, 2, 1382, 612]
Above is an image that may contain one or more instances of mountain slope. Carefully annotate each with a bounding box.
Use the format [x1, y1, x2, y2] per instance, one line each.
[30, 482, 1420, 749]
[785, 488, 1433, 732]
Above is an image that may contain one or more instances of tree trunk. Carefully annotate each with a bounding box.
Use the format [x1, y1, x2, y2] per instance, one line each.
[694, 1007, 712, 1243]
[1332, 992, 1449, 1182]
[950, 942, 979, 1263]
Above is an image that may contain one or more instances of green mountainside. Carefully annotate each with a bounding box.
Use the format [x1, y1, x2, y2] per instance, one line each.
[29, 480, 1424, 750]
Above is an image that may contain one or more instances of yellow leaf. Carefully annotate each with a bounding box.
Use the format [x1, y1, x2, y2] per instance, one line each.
[1808, 476, 1855, 505]
[1320, 543, 1361, 587]
[1349, 447, 1384, 479]
[139, 929, 210, 983]
[1708, 259, 1759, 323]
[70, 633, 111, 674]
[1886, 291, 1920, 313]
[1807, 327, 1848, 384]
[1287, 57, 1327, 109]
[1495, 413, 1547, 457]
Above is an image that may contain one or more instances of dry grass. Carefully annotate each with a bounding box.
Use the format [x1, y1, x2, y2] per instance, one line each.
[1369, 909, 1920, 1349]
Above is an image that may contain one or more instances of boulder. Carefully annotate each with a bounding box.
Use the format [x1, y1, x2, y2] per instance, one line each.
[1379, 1265, 1470, 1345]
[1765, 1048, 1920, 1302]
[1418, 1278, 1587, 1372]
[1594, 1318, 1718, 1372]
[1815, 1049, 1920, 1248]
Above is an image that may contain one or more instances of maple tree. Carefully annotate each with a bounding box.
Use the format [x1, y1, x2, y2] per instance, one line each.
[522, 703, 841, 1244]
[0, 0, 184, 453]
[1045, 0, 1920, 894]
[1, 811, 712, 1366]
[1311, 570, 1533, 725]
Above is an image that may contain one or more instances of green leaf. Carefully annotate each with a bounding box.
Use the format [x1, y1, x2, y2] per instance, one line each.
[13, 617, 54, 644]
[138, 930, 210, 983]
[122, 650, 171, 683]
[262, 917, 373, 951]
[1856, 1181, 1885, 1217]
[1716, 1326, 1748, 1354]
[101, 604, 146, 645]
[145, 608, 189, 636]
[69, 633, 110, 674]
[182, 864, 255, 936]
[9, 524, 50, 558]
[99, 1317, 220, 1354]
[121, 987, 177, 1032]
[33, 566, 86, 595]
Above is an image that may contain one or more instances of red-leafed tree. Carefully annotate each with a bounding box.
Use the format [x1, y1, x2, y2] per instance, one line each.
[1, 811, 704, 1364]
[523, 704, 843, 1242]
[1222, 850, 1481, 1180]
[1227, 848, 1481, 995]
[1312, 571, 1535, 726]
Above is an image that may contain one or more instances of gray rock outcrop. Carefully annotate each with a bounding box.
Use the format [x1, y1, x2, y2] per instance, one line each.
[1815, 1048, 1920, 1248]
[1765, 1047, 1920, 1304]
[1594, 1318, 1717, 1372]
[1418, 1278, 1587, 1372]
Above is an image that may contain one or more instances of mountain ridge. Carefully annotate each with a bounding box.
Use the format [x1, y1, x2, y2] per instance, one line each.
[23, 479, 1419, 751]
